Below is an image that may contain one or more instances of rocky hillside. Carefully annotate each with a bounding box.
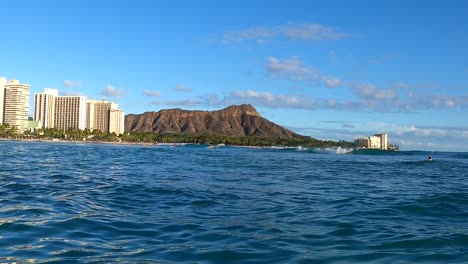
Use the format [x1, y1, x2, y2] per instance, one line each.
[125, 104, 307, 139]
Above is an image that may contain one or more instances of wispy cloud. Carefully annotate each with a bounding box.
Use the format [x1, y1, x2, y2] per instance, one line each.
[143, 90, 162, 97]
[222, 23, 350, 44]
[354, 83, 398, 101]
[362, 123, 468, 151]
[174, 84, 192, 92]
[147, 81, 467, 114]
[101, 85, 124, 98]
[264, 56, 467, 111]
[151, 99, 206, 108]
[266, 56, 317, 81]
[265, 56, 341, 88]
[350, 83, 468, 112]
[291, 122, 468, 151]
[228, 90, 314, 109]
[64, 80, 81, 88]
[150, 94, 220, 108]
[322, 77, 341, 88]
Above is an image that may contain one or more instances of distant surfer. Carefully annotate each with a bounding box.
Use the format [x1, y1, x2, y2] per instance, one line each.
[428, 155, 432, 161]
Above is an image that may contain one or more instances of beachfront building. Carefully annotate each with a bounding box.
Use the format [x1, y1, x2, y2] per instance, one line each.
[109, 108, 125, 135]
[372, 133, 388, 150]
[33, 88, 58, 128]
[27, 120, 41, 133]
[30, 87, 126, 134]
[87, 100, 125, 134]
[0, 77, 7, 124]
[3, 80, 30, 133]
[354, 133, 389, 150]
[54, 96, 87, 130]
[354, 137, 370, 148]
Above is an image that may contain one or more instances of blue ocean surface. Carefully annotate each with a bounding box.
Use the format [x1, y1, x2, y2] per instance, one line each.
[0, 140, 467, 263]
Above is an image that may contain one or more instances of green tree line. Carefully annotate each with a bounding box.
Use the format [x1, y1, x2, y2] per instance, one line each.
[0, 124, 355, 148]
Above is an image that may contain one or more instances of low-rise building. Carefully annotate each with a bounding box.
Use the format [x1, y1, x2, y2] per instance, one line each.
[355, 133, 389, 150]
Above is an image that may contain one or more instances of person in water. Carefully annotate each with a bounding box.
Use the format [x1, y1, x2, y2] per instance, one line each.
[428, 155, 432, 161]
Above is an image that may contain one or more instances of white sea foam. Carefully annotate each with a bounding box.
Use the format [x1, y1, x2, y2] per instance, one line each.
[270, 146, 288, 150]
[312, 147, 354, 154]
[296, 146, 308, 151]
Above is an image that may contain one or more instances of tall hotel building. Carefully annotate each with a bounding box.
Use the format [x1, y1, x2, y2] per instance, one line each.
[109, 108, 125, 135]
[33, 89, 125, 134]
[3, 80, 30, 132]
[0, 77, 7, 124]
[87, 100, 125, 134]
[33, 88, 58, 128]
[54, 96, 87, 130]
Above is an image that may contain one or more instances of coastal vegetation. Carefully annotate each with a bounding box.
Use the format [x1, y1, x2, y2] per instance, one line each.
[0, 124, 354, 148]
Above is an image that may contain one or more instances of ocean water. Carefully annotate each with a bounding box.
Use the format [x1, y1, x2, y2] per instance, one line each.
[0, 141, 467, 263]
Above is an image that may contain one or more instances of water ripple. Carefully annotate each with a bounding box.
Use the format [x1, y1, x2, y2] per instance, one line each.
[0, 141, 467, 263]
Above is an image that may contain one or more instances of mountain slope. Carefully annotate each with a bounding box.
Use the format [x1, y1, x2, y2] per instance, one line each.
[125, 104, 307, 139]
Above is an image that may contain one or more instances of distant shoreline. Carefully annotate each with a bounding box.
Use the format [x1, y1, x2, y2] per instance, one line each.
[0, 137, 154, 146]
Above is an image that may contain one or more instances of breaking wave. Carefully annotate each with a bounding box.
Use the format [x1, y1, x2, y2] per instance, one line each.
[311, 147, 354, 154]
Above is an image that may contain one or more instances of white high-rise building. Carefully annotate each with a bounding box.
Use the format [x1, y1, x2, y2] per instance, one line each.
[33, 88, 58, 128]
[376, 133, 388, 150]
[54, 96, 87, 130]
[109, 108, 125, 135]
[4, 80, 30, 133]
[0, 77, 7, 124]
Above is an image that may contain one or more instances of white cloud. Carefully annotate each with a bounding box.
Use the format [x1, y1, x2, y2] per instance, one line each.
[406, 93, 466, 110]
[357, 122, 460, 140]
[222, 27, 274, 44]
[266, 56, 316, 81]
[148, 77, 467, 114]
[151, 99, 205, 108]
[293, 122, 468, 151]
[265, 56, 341, 89]
[101, 85, 124, 98]
[276, 119, 468, 151]
[143, 90, 162, 97]
[322, 77, 341, 88]
[463, 131, 468, 138]
[174, 84, 192, 92]
[282, 24, 349, 40]
[263, 55, 466, 112]
[64, 80, 81, 87]
[445, 100, 455, 107]
[354, 83, 398, 101]
[222, 23, 350, 44]
[150, 90, 315, 110]
[150, 94, 220, 108]
[263, 56, 465, 112]
[229, 90, 314, 109]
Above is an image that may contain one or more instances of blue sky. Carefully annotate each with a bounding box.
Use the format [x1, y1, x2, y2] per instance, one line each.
[1, 0, 467, 151]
